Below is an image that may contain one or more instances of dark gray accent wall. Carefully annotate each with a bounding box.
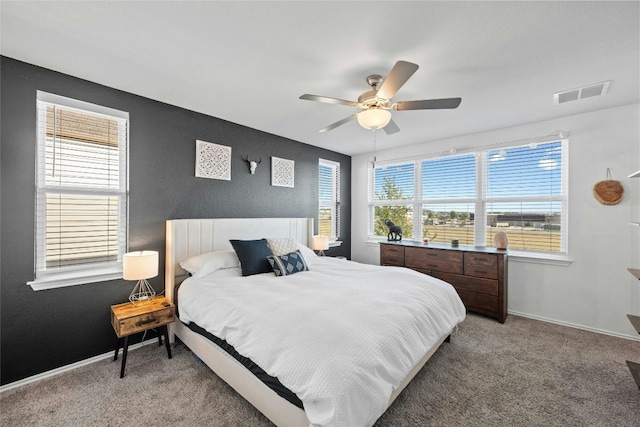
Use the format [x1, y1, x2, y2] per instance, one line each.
[0, 56, 351, 385]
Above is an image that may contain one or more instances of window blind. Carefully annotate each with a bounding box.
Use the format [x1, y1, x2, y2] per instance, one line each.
[374, 162, 414, 201]
[319, 160, 340, 238]
[371, 162, 415, 238]
[367, 139, 567, 257]
[485, 141, 564, 252]
[422, 154, 476, 200]
[34, 93, 128, 284]
[419, 154, 477, 245]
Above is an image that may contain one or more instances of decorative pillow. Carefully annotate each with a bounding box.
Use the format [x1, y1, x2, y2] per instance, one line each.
[267, 250, 309, 277]
[230, 239, 274, 276]
[179, 250, 240, 278]
[297, 243, 317, 261]
[267, 237, 299, 256]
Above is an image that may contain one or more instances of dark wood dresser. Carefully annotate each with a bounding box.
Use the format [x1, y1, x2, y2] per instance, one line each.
[380, 241, 508, 323]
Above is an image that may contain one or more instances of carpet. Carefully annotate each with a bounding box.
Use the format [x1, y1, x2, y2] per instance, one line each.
[1, 314, 638, 426]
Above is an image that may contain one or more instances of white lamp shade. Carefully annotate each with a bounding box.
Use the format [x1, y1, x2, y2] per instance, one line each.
[312, 236, 330, 251]
[123, 251, 158, 280]
[357, 108, 392, 130]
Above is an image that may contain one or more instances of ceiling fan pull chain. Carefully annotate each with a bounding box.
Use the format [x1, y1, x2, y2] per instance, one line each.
[372, 129, 377, 163]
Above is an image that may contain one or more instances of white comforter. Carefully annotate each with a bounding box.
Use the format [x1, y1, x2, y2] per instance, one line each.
[178, 255, 466, 427]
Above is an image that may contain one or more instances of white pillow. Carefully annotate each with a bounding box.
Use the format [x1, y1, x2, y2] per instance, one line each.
[203, 267, 242, 279]
[267, 237, 317, 266]
[296, 243, 317, 266]
[179, 250, 240, 278]
[267, 237, 299, 256]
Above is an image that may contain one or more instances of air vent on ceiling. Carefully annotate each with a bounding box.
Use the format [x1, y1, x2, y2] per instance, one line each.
[554, 81, 610, 104]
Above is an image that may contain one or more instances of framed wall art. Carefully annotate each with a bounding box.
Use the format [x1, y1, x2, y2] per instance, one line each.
[271, 156, 294, 188]
[195, 140, 231, 181]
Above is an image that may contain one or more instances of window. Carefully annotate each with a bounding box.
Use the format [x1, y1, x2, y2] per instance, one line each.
[318, 159, 340, 240]
[370, 162, 414, 239]
[368, 139, 568, 259]
[485, 141, 566, 253]
[28, 92, 129, 290]
[422, 154, 477, 245]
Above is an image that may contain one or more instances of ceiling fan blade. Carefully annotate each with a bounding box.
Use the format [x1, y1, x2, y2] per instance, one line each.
[299, 94, 358, 107]
[376, 61, 419, 100]
[319, 114, 357, 132]
[383, 119, 400, 135]
[392, 98, 462, 111]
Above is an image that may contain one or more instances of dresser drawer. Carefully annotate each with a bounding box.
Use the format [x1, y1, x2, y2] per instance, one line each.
[455, 289, 498, 317]
[431, 271, 499, 296]
[111, 306, 175, 338]
[405, 247, 463, 274]
[464, 252, 498, 279]
[380, 244, 405, 266]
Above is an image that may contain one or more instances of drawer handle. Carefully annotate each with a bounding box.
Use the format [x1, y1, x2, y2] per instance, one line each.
[474, 270, 488, 275]
[137, 318, 158, 326]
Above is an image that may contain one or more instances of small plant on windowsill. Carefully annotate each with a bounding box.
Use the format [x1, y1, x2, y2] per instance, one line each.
[422, 227, 437, 244]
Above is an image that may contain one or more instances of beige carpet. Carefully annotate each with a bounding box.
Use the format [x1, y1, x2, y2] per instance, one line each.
[1, 314, 639, 426]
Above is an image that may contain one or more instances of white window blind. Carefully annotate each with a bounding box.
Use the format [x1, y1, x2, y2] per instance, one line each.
[370, 162, 415, 238]
[367, 138, 568, 259]
[319, 159, 340, 239]
[485, 141, 565, 253]
[29, 92, 129, 290]
[421, 154, 476, 245]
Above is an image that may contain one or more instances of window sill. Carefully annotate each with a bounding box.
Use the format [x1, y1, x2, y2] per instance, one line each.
[27, 266, 123, 291]
[508, 252, 573, 266]
[329, 240, 343, 248]
[365, 238, 389, 246]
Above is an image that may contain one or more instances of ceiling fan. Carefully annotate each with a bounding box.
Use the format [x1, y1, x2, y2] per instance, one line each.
[299, 60, 461, 134]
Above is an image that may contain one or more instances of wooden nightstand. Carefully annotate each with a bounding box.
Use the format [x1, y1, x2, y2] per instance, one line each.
[110, 296, 176, 378]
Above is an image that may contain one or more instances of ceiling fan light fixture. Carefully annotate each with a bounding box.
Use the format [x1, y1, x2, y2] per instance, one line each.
[357, 108, 391, 130]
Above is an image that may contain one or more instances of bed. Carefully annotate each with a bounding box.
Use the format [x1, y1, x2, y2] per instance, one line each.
[165, 218, 466, 427]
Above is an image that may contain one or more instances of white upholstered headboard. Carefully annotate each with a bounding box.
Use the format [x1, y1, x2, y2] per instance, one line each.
[165, 218, 313, 303]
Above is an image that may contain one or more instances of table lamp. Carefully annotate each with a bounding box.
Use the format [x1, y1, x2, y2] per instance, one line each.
[312, 236, 329, 256]
[123, 250, 158, 304]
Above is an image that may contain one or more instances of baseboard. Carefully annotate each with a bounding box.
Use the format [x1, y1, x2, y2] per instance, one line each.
[508, 310, 640, 342]
[4, 312, 636, 393]
[0, 339, 157, 394]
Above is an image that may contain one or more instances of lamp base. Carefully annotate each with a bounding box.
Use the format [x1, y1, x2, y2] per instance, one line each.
[129, 279, 156, 305]
[316, 250, 325, 256]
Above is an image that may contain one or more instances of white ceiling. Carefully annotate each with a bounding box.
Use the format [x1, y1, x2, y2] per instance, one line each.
[1, 1, 638, 156]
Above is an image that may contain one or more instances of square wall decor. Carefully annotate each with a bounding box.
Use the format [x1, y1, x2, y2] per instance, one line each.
[271, 156, 294, 188]
[195, 140, 231, 181]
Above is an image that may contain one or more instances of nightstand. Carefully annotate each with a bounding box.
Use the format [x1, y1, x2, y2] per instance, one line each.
[110, 296, 176, 378]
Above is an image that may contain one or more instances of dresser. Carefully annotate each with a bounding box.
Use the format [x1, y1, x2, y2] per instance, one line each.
[380, 241, 508, 323]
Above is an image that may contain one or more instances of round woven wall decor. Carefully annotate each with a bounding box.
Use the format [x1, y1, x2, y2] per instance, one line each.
[593, 179, 624, 205]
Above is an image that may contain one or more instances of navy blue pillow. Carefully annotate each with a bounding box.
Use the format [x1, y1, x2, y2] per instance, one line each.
[230, 239, 274, 277]
[267, 250, 309, 277]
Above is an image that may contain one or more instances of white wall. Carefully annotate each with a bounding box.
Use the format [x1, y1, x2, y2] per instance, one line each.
[351, 103, 640, 340]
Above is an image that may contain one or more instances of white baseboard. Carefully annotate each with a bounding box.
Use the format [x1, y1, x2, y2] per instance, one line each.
[0, 339, 157, 394]
[508, 310, 640, 342]
[4, 312, 637, 393]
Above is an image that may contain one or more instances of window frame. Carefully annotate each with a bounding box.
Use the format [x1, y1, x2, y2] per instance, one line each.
[318, 159, 341, 241]
[368, 138, 569, 261]
[28, 91, 129, 290]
